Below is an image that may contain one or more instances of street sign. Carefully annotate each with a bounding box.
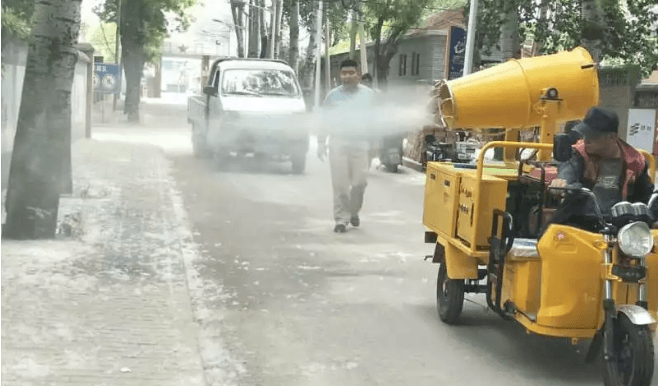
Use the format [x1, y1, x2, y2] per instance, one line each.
[446, 26, 467, 80]
[94, 63, 121, 94]
[627, 108, 656, 153]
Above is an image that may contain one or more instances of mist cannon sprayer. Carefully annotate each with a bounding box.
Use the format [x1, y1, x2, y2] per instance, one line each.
[433, 47, 600, 162]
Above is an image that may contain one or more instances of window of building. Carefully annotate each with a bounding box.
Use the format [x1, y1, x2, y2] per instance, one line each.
[411, 53, 420, 76]
[399, 54, 407, 76]
[411, 53, 416, 76]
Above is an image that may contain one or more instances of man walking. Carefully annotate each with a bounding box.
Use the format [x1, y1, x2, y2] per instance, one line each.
[318, 59, 375, 233]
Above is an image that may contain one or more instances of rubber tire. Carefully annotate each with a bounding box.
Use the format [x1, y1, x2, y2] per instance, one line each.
[291, 153, 306, 174]
[213, 147, 231, 170]
[602, 314, 655, 386]
[436, 262, 465, 325]
[192, 124, 212, 159]
[385, 163, 399, 173]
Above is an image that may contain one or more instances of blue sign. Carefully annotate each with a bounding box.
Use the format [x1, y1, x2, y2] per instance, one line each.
[94, 63, 121, 94]
[447, 26, 467, 80]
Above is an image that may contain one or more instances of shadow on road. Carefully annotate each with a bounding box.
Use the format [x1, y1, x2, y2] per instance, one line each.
[411, 302, 604, 384]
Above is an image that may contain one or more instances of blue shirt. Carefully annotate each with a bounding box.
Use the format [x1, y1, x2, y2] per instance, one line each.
[321, 85, 375, 144]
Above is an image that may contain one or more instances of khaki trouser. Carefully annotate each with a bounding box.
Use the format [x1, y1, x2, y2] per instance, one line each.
[329, 139, 369, 224]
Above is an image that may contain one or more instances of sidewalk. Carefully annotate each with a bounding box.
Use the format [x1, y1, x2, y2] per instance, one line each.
[2, 139, 207, 385]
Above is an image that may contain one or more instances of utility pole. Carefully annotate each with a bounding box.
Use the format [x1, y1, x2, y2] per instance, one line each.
[113, 0, 121, 111]
[314, 0, 323, 108]
[463, 0, 478, 77]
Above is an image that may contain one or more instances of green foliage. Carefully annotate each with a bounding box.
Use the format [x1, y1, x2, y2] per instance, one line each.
[360, 0, 435, 82]
[472, 0, 657, 77]
[93, 0, 195, 64]
[421, 0, 467, 19]
[85, 22, 118, 61]
[282, 0, 349, 47]
[2, 0, 35, 22]
[1, 8, 30, 40]
[1, 4, 33, 40]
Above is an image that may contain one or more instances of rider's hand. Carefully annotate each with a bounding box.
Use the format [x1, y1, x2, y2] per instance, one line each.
[548, 178, 567, 195]
[549, 178, 567, 189]
[317, 143, 327, 161]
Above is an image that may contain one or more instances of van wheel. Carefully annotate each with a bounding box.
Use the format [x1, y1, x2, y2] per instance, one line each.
[437, 262, 464, 324]
[213, 147, 231, 170]
[385, 163, 399, 173]
[602, 314, 654, 386]
[192, 124, 211, 158]
[291, 153, 306, 174]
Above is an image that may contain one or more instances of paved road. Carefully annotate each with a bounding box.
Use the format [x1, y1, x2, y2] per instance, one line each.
[97, 94, 657, 386]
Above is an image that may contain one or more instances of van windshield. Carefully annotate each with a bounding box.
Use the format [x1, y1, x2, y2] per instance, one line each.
[221, 69, 301, 97]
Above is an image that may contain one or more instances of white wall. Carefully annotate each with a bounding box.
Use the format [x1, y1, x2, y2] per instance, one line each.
[1, 37, 90, 186]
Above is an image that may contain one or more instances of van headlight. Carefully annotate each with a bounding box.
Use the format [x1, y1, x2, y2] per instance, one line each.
[618, 221, 654, 257]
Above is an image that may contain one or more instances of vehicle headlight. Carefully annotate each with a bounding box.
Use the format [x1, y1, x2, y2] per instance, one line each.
[618, 221, 654, 257]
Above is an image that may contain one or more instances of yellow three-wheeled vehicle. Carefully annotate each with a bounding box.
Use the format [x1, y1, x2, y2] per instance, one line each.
[423, 47, 658, 386]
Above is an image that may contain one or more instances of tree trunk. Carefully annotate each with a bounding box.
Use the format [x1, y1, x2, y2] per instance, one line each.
[121, 0, 145, 122]
[499, 0, 520, 60]
[288, 0, 300, 73]
[274, 0, 283, 58]
[300, 4, 319, 89]
[267, 0, 276, 58]
[4, 0, 82, 240]
[259, 0, 267, 58]
[581, 0, 603, 62]
[248, 0, 260, 57]
[373, 17, 384, 85]
[231, 2, 246, 57]
[349, 10, 358, 60]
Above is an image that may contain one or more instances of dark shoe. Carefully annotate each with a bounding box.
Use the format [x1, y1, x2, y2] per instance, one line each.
[334, 223, 347, 233]
[350, 216, 360, 227]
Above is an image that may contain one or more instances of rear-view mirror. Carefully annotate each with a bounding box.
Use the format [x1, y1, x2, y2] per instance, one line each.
[203, 85, 217, 96]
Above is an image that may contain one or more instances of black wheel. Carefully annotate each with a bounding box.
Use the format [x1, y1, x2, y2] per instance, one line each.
[213, 147, 231, 170]
[192, 124, 211, 158]
[291, 153, 306, 174]
[436, 261, 465, 324]
[603, 314, 655, 386]
[385, 163, 399, 173]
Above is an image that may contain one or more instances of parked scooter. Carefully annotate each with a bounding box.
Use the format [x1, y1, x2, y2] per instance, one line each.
[378, 134, 405, 173]
[361, 73, 405, 173]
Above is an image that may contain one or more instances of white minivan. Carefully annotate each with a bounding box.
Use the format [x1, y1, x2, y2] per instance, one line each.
[187, 58, 309, 173]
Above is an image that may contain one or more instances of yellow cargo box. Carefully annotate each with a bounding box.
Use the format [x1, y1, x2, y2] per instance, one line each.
[423, 162, 509, 250]
[423, 163, 461, 238]
[456, 174, 508, 248]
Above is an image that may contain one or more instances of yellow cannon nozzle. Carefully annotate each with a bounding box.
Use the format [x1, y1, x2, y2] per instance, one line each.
[435, 47, 600, 131]
[437, 81, 457, 127]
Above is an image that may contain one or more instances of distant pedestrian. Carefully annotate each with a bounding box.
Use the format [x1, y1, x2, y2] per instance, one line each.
[360, 73, 377, 90]
[318, 59, 375, 233]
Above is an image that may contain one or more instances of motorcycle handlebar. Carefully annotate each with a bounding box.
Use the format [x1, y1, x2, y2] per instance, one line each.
[550, 185, 609, 230]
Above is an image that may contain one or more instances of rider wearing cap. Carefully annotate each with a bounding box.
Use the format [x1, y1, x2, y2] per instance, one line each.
[549, 107, 655, 221]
